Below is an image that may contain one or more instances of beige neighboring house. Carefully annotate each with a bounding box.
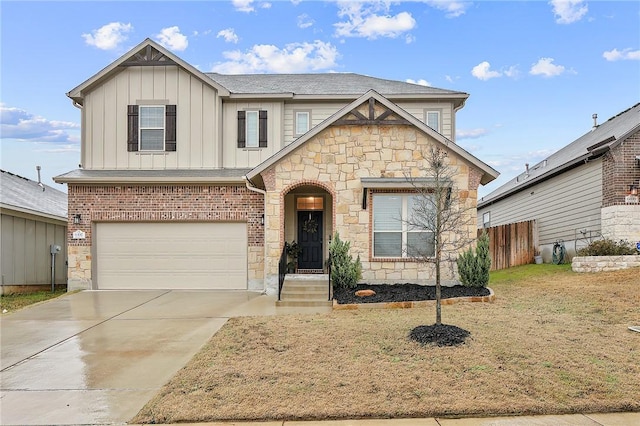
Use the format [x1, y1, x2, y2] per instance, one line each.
[54, 38, 498, 294]
[478, 103, 640, 262]
[1, 170, 68, 294]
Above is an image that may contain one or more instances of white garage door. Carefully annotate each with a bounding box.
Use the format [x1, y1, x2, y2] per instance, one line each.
[96, 222, 247, 290]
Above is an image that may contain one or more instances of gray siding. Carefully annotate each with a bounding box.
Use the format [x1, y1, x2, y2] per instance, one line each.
[1, 213, 67, 286]
[478, 159, 603, 246]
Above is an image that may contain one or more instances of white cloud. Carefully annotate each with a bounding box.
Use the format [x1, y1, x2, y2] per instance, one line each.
[503, 65, 520, 78]
[406, 78, 431, 86]
[212, 40, 340, 74]
[298, 13, 314, 29]
[155, 26, 188, 51]
[0, 105, 79, 144]
[471, 61, 502, 81]
[487, 149, 556, 175]
[232, 0, 270, 12]
[334, 2, 416, 39]
[457, 128, 489, 140]
[233, 0, 255, 12]
[82, 22, 132, 50]
[603, 48, 640, 61]
[423, 1, 471, 18]
[529, 57, 566, 77]
[217, 28, 239, 44]
[550, 0, 588, 24]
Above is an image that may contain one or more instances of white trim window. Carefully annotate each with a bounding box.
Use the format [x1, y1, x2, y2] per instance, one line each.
[425, 110, 440, 133]
[295, 111, 310, 136]
[139, 105, 165, 151]
[482, 211, 491, 228]
[373, 194, 435, 258]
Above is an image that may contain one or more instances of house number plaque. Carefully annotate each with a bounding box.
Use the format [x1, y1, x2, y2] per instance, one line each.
[72, 230, 86, 240]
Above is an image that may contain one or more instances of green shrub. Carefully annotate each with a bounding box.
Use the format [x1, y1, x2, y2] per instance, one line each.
[576, 239, 637, 256]
[329, 232, 362, 289]
[457, 231, 491, 288]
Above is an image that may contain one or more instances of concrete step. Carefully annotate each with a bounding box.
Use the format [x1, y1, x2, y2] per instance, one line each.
[276, 299, 333, 308]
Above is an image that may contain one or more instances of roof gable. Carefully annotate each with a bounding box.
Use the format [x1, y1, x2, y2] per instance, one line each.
[246, 90, 498, 184]
[67, 39, 229, 105]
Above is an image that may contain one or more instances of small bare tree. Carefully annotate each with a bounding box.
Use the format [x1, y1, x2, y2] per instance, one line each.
[404, 146, 476, 326]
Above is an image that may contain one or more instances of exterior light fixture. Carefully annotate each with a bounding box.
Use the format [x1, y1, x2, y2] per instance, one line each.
[261, 214, 265, 226]
[73, 214, 81, 224]
[629, 185, 639, 196]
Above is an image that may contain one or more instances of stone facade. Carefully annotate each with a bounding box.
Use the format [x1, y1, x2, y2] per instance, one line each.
[261, 108, 478, 289]
[601, 204, 640, 245]
[572, 255, 640, 273]
[66, 184, 264, 290]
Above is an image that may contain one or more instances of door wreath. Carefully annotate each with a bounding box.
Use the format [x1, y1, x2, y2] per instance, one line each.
[303, 216, 318, 234]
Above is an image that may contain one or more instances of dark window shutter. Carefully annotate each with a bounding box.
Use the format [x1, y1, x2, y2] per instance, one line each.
[237, 110, 246, 148]
[259, 110, 268, 147]
[127, 105, 139, 152]
[165, 105, 176, 151]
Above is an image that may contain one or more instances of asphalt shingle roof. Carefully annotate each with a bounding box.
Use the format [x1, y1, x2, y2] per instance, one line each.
[0, 170, 67, 220]
[206, 72, 466, 97]
[479, 103, 640, 206]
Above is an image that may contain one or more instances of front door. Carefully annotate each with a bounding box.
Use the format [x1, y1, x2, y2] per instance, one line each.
[297, 211, 323, 270]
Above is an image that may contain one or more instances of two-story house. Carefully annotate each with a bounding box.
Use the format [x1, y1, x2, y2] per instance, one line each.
[54, 38, 498, 293]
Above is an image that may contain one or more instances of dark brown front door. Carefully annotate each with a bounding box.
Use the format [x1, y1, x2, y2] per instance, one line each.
[297, 211, 323, 270]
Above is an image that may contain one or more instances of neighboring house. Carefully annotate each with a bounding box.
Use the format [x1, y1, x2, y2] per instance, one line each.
[54, 39, 498, 292]
[1, 169, 67, 294]
[478, 103, 640, 262]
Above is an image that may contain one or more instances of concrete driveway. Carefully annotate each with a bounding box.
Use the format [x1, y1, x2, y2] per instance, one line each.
[1, 290, 322, 425]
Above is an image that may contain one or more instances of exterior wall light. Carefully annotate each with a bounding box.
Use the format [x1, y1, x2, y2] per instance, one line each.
[261, 214, 265, 226]
[73, 214, 81, 224]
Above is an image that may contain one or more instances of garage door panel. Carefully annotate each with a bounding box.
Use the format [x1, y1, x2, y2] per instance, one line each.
[96, 223, 247, 290]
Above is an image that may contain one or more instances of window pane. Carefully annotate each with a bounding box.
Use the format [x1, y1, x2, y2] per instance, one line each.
[140, 129, 164, 150]
[140, 106, 164, 127]
[407, 195, 433, 230]
[373, 195, 402, 231]
[407, 232, 435, 257]
[427, 111, 439, 132]
[296, 112, 309, 134]
[374, 232, 402, 257]
[246, 111, 258, 147]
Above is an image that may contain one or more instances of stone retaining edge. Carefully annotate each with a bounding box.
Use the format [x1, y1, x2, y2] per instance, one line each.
[571, 255, 640, 273]
[333, 287, 495, 310]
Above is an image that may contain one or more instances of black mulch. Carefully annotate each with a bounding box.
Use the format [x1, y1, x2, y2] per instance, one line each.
[333, 283, 490, 305]
[409, 324, 471, 346]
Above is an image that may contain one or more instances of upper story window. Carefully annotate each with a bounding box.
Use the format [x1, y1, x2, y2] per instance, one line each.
[238, 110, 267, 148]
[425, 110, 440, 133]
[139, 106, 165, 151]
[294, 111, 310, 136]
[127, 104, 176, 152]
[372, 193, 435, 258]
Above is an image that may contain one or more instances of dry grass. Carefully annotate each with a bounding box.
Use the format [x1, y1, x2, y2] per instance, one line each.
[133, 266, 640, 424]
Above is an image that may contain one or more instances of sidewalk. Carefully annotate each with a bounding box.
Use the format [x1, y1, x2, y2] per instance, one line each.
[148, 412, 639, 426]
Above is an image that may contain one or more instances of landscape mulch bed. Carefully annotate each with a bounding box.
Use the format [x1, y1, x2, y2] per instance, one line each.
[334, 283, 490, 304]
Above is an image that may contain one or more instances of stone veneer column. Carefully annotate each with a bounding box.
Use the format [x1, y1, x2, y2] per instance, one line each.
[601, 205, 640, 244]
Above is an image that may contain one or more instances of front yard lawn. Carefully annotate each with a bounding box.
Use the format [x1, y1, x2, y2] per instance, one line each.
[0, 289, 67, 314]
[133, 265, 640, 424]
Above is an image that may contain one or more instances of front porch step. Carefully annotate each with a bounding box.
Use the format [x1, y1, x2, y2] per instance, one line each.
[276, 274, 332, 308]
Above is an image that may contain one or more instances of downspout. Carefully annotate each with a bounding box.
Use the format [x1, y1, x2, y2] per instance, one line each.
[244, 176, 268, 295]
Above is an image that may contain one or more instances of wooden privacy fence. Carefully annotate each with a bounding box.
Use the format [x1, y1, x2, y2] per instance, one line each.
[478, 220, 536, 271]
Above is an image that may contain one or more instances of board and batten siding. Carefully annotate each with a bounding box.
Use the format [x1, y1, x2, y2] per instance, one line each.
[1, 213, 67, 287]
[221, 101, 284, 169]
[478, 159, 603, 246]
[397, 101, 455, 141]
[82, 65, 222, 170]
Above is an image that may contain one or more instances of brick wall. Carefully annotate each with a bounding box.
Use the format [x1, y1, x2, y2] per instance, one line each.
[602, 129, 640, 207]
[67, 184, 264, 246]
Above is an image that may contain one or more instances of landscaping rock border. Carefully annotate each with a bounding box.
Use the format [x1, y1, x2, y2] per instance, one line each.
[571, 255, 640, 273]
[333, 287, 495, 310]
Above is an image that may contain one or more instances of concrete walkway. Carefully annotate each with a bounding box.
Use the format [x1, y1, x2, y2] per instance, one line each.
[0, 290, 329, 425]
[142, 412, 639, 425]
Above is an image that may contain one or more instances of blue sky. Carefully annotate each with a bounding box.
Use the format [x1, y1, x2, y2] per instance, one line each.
[1, 1, 638, 197]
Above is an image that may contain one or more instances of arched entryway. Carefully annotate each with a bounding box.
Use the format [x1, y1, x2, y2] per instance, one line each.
[282, 183, 334, 273]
